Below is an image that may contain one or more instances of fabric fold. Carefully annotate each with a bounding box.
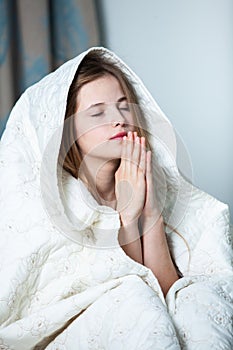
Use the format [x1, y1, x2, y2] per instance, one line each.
[0, 45, 232, 349]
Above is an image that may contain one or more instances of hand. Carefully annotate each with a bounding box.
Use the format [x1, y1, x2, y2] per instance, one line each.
[115, 131, 147, 227]
[140, 147, 162, 232]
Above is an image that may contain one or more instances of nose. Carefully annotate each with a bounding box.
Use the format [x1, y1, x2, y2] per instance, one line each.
[109, 105, 126, 127]
[112, 120, 124, 127]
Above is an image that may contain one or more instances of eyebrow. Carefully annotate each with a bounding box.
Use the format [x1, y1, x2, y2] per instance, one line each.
[87, 96, 127, 109]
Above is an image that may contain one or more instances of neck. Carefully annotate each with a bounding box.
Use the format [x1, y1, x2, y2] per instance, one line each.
[79, 155, 121, 208]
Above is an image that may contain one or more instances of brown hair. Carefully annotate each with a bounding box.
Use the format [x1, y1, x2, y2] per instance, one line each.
[57, 50, 190, 274]
[58, 50, 151, 178]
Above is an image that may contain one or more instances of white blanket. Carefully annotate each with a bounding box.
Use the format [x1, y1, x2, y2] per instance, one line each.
[0, 46, 232, 349]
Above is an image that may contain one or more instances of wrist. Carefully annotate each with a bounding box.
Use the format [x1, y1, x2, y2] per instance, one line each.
[119, 214, 139, 228]
[118, 217, 140, 245]
[141, 211, 163, 225]
[140, 213, 164, 234]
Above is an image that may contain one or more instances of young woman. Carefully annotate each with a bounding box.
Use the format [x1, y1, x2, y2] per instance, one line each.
[0, 46, 232, 349]
[58, 51, 181, 297]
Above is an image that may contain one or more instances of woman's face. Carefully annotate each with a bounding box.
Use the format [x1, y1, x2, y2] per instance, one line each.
[74, 74, 135, 160]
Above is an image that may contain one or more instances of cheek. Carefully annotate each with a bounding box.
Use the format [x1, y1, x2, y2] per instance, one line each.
[76, 125, 107, 155]
[129, 114, 137, 129]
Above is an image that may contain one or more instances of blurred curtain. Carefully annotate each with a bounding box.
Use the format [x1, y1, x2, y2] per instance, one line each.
[0, 0, 100, 137]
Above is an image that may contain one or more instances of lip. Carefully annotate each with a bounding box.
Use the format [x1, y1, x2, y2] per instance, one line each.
[110, 131, 128, 140]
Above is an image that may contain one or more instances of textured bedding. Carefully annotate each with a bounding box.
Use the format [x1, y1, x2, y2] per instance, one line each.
[0, 46, 232, 349]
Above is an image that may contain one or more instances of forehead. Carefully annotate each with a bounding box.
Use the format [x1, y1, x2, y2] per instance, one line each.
[77, 75, 125, 110]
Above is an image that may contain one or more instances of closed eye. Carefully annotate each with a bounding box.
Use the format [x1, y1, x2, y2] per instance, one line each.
[119, 104, 130, 111]
[119, 107, 129, 111]
[91, 112, 104, 117]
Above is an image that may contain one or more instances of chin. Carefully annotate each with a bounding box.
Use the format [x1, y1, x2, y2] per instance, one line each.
[87, 142, 122, 159]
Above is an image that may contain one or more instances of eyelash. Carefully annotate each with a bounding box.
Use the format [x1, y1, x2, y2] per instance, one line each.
[91, 112, 103, 117]
[120, 106, 130, 111]
[91, 106, 130, 117]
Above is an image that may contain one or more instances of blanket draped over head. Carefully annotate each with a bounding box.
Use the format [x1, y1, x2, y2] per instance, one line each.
[0, 46, 232, 349]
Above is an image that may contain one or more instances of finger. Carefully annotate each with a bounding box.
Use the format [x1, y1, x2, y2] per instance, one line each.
[145, 150, 153, 188]
[139, 137, 146, 175]
[132, 131, 140, 177]
[120, 134, 127, 174]
[125, 131, 133, 173]
[146, 150, 152, 174]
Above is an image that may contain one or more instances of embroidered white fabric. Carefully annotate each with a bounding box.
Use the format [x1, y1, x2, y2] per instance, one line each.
[0, 46, 232, 349]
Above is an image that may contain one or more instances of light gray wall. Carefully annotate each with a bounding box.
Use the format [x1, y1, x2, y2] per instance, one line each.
[98, 0, 233, 220]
